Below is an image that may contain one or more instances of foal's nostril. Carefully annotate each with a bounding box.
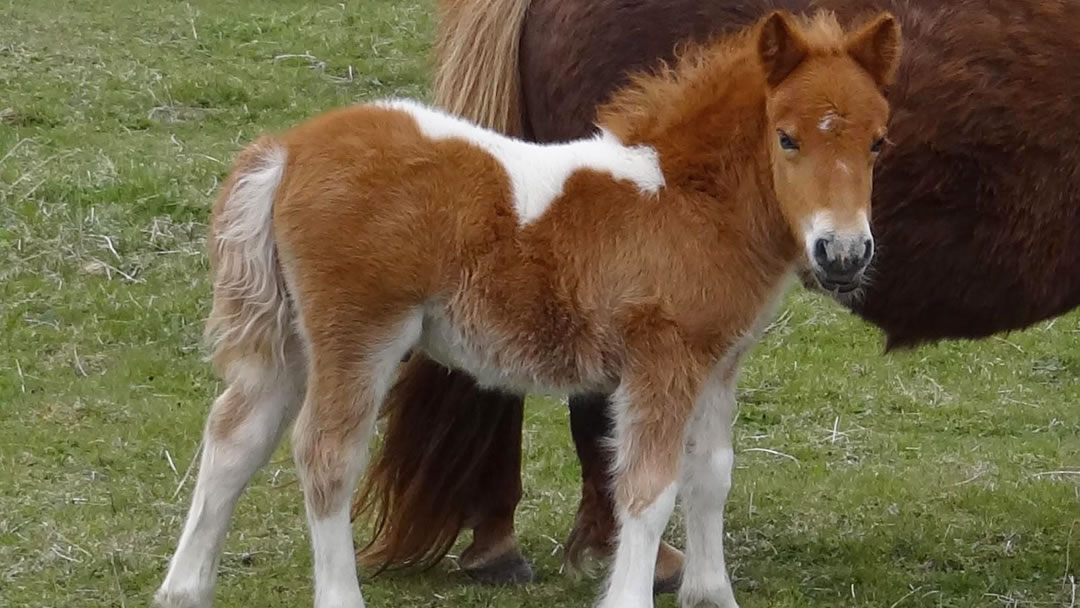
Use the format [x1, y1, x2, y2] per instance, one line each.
[813, 238, 829, 264]
[862, 238, 874, 262]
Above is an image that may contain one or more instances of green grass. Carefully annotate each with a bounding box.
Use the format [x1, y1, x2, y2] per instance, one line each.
[1, 1, 1078, 606]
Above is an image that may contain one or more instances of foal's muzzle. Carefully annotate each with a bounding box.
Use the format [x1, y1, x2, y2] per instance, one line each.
[810, 233, 873, 292]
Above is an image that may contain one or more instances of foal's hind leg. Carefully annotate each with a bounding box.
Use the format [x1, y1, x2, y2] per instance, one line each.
[156, 353, 304, 608]
[294, 313, 422, 608]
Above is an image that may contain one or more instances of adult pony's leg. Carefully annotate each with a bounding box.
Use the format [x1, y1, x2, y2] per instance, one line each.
[459, 393, 534, 584]
[353, 356, 532, 584]
[566, 393, 617, 562]
[678, 371, 739, 608]
[568, 395, 686, 593]
[428, 0, 535, 580]
[156, 350, 304, 607]
[294, 313, 422, 608]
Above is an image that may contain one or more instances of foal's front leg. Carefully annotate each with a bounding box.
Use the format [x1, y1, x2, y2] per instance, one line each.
[599, 358, 705, 608]
[679, 370, 740, 608]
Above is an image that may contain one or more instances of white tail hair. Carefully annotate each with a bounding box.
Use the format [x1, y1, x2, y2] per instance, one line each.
[204, 139, 292, 383]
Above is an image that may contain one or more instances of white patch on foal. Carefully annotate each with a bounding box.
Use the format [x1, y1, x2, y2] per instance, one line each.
[679, 372, 740, 608]
[308, 510, 366, 608]
[818, 110, 839, 132]
[378, 99, 665, 224]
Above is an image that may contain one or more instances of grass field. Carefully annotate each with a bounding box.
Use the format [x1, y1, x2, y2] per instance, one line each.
[2, 1, 1079, 607]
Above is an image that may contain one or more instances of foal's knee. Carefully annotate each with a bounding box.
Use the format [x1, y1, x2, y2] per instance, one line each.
[207, 387, 254, 442]
[614, 450, 683, 519]
[683, 447, 734, 501]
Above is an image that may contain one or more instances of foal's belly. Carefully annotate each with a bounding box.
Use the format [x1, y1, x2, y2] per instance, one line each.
[417, 308, 611, 396]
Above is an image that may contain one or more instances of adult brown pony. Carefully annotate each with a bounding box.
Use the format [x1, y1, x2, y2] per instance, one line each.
[352, 0, 1080, 594]
[156, 10, 900, 608]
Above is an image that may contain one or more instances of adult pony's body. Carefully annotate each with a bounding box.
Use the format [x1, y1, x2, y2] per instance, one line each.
[353, 0, 1080, 591]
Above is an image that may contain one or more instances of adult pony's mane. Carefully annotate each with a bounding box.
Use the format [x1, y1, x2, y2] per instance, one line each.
[597, 11, 850, 146]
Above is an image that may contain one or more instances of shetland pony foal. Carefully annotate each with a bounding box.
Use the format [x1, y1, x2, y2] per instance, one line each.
[156, 10, 899, 608]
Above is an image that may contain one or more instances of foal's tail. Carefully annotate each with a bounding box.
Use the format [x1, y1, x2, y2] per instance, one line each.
[204, 138, 292, 382]
[432, 0, 531, 136]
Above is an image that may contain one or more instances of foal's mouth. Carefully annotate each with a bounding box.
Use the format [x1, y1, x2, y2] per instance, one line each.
[817, 277, 860, 294]
[797, 267, 863, 298]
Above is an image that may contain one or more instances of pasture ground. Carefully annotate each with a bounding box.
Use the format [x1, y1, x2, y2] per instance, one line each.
[2, 1, 1079, 606]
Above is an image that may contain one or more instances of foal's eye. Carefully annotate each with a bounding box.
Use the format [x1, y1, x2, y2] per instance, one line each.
[870, 136, 886, 154]
[777, 130, 800, 151]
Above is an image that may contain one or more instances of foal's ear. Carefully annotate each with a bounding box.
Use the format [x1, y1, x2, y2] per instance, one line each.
[845, 13, 903, 88]
[757, 11, 810, 88]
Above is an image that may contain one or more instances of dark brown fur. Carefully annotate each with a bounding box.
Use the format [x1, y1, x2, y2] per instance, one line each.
[353, 0, 1080, 588]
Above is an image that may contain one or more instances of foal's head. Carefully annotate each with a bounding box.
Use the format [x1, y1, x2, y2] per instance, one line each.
[758, 11, 901, 292]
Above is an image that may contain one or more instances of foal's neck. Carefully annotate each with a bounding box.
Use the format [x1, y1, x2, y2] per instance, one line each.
[598, 51, 796, 264]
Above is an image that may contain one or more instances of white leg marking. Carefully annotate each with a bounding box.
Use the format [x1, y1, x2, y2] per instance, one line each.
[599, 483, 679, 608]
[309, 509, 365, 608]
[678, 374, 739, 608]
[156, 357, 302, 608]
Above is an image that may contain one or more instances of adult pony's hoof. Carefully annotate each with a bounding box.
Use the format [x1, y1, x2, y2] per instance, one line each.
[654, 571, 683, 595]
[654, 569, 683, 595]
[461, 549, 536, 585]
[653, 541, 684, 595]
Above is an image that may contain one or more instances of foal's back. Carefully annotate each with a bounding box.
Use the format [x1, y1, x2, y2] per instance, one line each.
[272, 104, 507, 287]
[271, 101, 663, 285]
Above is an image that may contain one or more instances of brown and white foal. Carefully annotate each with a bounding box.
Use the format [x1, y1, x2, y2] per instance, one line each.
[156, 10, 900, 608]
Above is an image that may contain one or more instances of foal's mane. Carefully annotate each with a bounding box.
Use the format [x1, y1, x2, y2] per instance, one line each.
[596, 11, 850, 146]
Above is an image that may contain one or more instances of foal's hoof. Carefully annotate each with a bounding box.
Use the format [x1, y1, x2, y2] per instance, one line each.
[153, 588, 210, 608]
[462, 550, 536, 586]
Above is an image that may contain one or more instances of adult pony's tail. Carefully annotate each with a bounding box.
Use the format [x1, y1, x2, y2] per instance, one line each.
[353, 356, 524, 571]
[351, 0, 533, 574]
[432, 0, 531, 136]
[204, 138, 292, 383]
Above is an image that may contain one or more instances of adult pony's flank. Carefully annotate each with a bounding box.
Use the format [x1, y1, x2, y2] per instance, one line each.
[155, 10, 900, 608]
[355, 0, 1080, 591]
